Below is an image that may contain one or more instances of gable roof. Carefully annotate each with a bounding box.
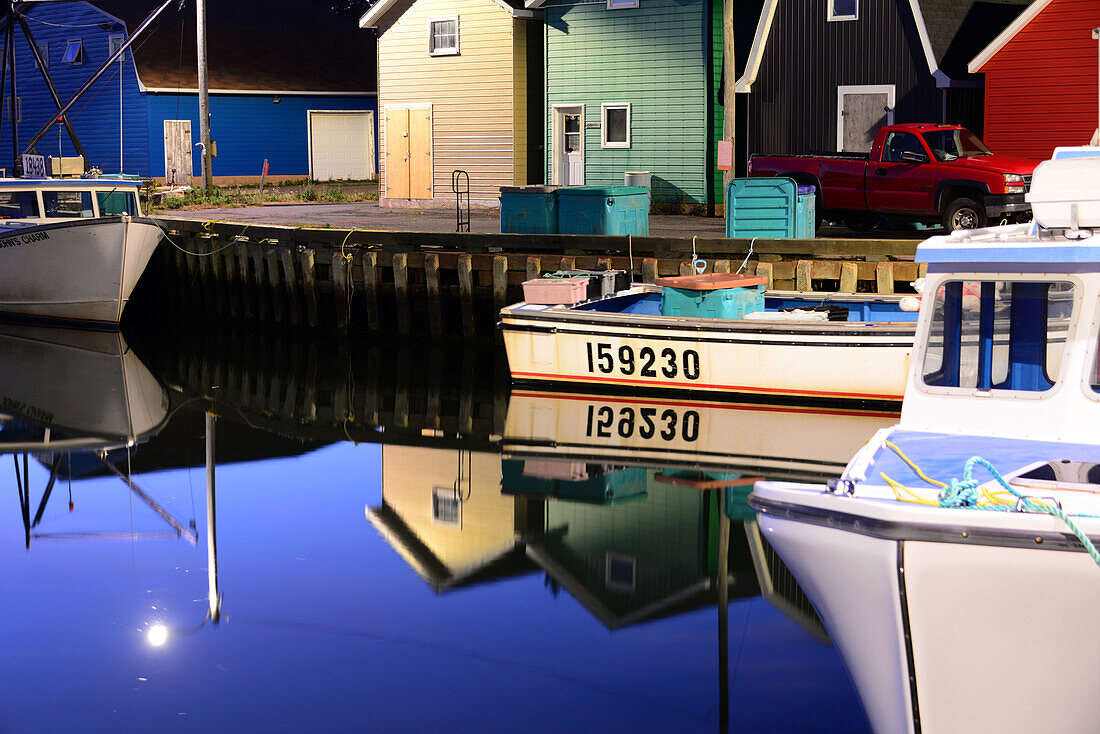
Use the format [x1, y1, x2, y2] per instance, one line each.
[910, 0, 1032, 80]
[86, 0, 374, 94]
[737, 0, 1031, 92]
[360, 0, 538, 30]
[968, 0, 1052, 72]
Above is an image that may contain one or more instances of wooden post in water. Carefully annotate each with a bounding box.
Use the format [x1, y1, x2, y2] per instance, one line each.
[332, 251, 350, 330]
[299, 249, 318, 329]
[425, 253, 442, 335]
[492, 255, 509, 314]
[250, 247, 268, 322]
[876, 261, 895, 294]
[839, 262, 858, 293]
[264, 249, 284, 325]
[361, 251, 380, 332]
[458, 254, 474, 340]
[393, 252, 410, 335]
[278, 248, 300, 326]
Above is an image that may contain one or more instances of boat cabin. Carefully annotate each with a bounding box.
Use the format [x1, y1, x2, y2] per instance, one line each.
[900, 148, 1100, 443]
[0, 179, 143, 223]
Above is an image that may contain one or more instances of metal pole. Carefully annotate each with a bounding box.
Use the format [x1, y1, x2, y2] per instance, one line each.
[8, 16, 17, 169]
[205, 411, 220, 623]
[196, 0, 212, 195]
[0, 5, 10, 172]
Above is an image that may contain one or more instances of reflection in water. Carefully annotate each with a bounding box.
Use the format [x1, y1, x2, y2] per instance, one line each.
[0, 324, 875, 731]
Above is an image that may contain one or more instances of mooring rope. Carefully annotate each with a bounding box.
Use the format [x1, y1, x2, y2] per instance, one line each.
[879, 443, 1100, 569]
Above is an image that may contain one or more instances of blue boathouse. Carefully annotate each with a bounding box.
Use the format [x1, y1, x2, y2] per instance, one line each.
[0, 0, 377, 183]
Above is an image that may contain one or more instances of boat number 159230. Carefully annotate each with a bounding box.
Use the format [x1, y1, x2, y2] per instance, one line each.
[585, 342, 701, 380]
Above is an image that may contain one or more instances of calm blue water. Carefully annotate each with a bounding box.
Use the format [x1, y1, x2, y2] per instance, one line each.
[0, 327, 875, 733]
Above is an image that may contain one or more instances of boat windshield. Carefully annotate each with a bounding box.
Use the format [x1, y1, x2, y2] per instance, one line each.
[43, 190, 94, 218]
[96, 190, 138, 216]
[0, 190, 39, 218]
[921, 129, 992, 161]
[922, 280, 1073, 392]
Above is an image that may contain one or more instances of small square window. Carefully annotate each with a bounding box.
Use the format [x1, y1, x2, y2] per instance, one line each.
[62, 40, 82, 64]
[601, 103, 630, 149]
[605, 552, 636, 592]
[829, 0, 857, 20]
[109, 34, 125, 58]
[432, 486, 461, 526]
[607, 0, 639, 8]
[429, 17, 458, 56]
[34, 43, 48, 69]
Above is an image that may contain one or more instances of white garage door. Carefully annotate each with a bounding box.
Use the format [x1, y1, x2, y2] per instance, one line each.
[309, 111, 376, 180]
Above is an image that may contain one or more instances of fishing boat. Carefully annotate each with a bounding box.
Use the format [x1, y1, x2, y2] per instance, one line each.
[0, 177, 162, 328]
[748, 149, 1100, 734]
[499, 273, 920, 406]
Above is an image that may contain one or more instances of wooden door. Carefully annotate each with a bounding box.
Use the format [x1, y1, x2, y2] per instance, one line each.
[385, 108, 410, 199]
[163, 120, 192, 186]
[840, 92, 890, 153]
[409, 108, 433, 199]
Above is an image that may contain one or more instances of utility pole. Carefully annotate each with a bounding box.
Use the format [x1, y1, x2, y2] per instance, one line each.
[196, 0, 213, 194]
[722, 0, 735, 200]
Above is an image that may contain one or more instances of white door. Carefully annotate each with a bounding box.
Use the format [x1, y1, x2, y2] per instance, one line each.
[554, 106, 584, 186]
[163, 120, 192, 186]
[837, 85, 895, 153]
[310, 111, 376, 180]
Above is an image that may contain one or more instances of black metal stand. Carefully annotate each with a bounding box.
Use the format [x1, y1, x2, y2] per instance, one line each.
[452, 169, 470, 232]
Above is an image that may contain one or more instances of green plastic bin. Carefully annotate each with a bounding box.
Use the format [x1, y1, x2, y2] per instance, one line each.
[500, 185, 558, 234]
[726, 177, 815, 239]
[557, 186, 649, 236]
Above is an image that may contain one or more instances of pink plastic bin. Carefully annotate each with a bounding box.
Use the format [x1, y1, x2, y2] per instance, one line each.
[522, 277, 590, 304]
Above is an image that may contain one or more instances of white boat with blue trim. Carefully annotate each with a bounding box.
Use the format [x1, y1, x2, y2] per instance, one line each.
[500, 275, 920, 406]
[749, 149, 1100, 734]
[0, 177, 162, 327]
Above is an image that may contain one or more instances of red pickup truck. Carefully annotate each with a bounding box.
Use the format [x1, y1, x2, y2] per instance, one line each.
[748, 124, 1037, 232]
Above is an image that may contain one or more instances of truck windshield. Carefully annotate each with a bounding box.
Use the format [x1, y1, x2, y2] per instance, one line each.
[922, 129, 992, 161]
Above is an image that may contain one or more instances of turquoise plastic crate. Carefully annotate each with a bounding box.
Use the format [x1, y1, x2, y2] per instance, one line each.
[661, 284, 764, 319]
[500, 185, 558, 233]
[557, 186, 649, 236]
[726, 177, 815, 239]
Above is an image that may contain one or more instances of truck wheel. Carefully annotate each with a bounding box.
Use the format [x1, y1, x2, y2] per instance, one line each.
[943, 197, 986, 232]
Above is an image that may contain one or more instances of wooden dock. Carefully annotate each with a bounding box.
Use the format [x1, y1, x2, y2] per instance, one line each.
[146, 218, 925, 337]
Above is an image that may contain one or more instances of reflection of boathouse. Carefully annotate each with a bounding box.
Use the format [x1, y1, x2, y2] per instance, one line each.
[365, 446, 537, 592]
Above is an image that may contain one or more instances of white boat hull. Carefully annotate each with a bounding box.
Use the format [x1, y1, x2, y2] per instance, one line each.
[752, 484, 1100, 734]
[500, 300, 914, 403]
[0, 216, 163, 326]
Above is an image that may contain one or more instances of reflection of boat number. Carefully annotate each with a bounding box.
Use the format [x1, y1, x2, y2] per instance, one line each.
[586, 404, 700, 442]
[585, 342, 700, 380]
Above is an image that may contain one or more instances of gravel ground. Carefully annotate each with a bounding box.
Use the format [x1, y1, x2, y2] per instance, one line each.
[167, 201, 927, 239]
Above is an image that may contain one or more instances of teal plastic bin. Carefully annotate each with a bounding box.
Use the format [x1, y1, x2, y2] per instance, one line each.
[661, 285, 764, 319]
[500, 185, 558, 234]
[557, 186, 649, 236]
[726, 177, 815, 239]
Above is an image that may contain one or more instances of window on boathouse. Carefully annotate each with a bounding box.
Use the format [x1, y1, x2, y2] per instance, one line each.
[922, 280, 1073, 392]
[0, 191, 39, 218]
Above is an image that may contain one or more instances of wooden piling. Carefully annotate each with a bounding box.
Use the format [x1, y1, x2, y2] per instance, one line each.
[265, 248, 285, 325]
[526, 256, 541, 282]
[278, 248, 300, 326]
[393, 252, 410, 335]
[559, 256, 575, 272]
[222, 245, 241, 320]
[332, 251, 350, 330]
[425, 253, 442, 336]
[839, 262, 858, 293]
[299, 249, 318, 329]
[796, 260, 812, 292]
[458, 254, 475, 339]
[361, 251, 380, 332]
[248, 246, 266, 322]
[756, 261, 774, 289]
[642, 258, 658, 283]
[492, 255, 509, 313]
[875, 261, 895, 294]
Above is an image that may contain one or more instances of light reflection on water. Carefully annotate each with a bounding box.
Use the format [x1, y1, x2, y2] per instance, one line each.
[0, 325, 883, 732]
